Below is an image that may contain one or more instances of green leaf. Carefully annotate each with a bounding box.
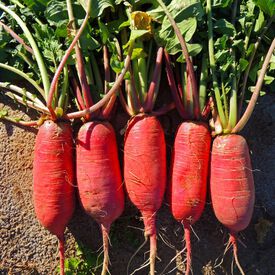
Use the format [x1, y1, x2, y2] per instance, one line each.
[170, 0, 204, 20]
[158, 16, 199, 56]
[22, 0, 51, 13]
[264, 75, 275, 85]
[123, 29, 149, 48]
[214, 19, 236, 36]
[176, 43, 202, 62]
[253, 0, 275, 16]
[131, 47, 147, 60]
[110, 54, 124, 73]
[269, 54, 275, 70]
[78, 0, 115, 18]
[98, 19, 110, 44]
[160, 16, 197, 43]
[0, 109, 8, 118]
[254, 10, 265, 33]
[239, 58, 249, 72]
[213, 0, 233, 8]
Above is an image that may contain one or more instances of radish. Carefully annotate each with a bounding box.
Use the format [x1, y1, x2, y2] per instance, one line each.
[124, 114, 166, 274]
[33, 120, 75, 274]
[206, 0, 275, 271]
[118, 13, 171, 273]
[0, 2, 93, 274]
[158, 1, 212, 272]
[76, 121, 124, 275]
[65, 3, 133, 272]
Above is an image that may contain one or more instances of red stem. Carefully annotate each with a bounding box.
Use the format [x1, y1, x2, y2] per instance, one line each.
[143, 47, 164, 112]
[201, 98, 211, 119]
[75, 44, 93, 108]
[164, 50, 187, 118]
[103, 45, 111, 93]
[129, 64, 142, 111]
[71, 77, 85, 110]
[0, 21, 34, 54]
[159, 3, 199, 119]
[101, 93, 117, 119]
[66, 48, 132, 119]
[174, 62, 183, 99]
[186, 72, 193, 119]
[47, 10, 90, 120]
[151, 102, 175, 116]
[119, 88, 133, 116]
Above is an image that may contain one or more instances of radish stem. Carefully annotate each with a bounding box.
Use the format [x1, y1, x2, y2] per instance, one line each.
[0, 21, 33, 54]
[0, 63, 44, 97]
[238, 15, 275, 115]
[144, 47, 163, 112]
[157, 0, 200, 119]
[199, 53, 208, 114]
[47, 0, 92, 119]
[66, 0, 93, 108]
[67, 43, 133, 119]
[232, 38, 275, 133]
[206, 0, 227, 129]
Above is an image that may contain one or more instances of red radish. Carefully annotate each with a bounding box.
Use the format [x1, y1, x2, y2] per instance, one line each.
[210, 134, 255, 272]
[76, 121, 124, 275]
[124, 114, 166, 274]
[168, 121, 211, 274]
[33, 120, 75, 275]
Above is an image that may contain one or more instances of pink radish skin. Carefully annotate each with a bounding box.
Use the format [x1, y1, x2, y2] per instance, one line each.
[33, 120, 75, 275]
[210, 134, 255, 274]
[76, 121, 124, 275]
[124, 114, 166, 275]
[169, 121, 211, 275]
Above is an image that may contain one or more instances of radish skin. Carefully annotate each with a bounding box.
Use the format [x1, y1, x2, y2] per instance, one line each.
[169, 121, 211, 275]
[210, 134, 255, 273]
[76, 121, 124, 275]
[124, 114, 166, 274]
[33, 120, 75, 275]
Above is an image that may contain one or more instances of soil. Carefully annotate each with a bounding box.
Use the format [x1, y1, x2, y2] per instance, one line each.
[0, 93, 275, 275]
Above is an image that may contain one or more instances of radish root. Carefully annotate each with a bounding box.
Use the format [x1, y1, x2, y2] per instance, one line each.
[58, 235, 65, 275]
[149, 233, 157, 275]
[183, 225, 192, 275]
[127, 236, 148, 275]
[101, 224, 110, 275]
[229, 233, 245, 275]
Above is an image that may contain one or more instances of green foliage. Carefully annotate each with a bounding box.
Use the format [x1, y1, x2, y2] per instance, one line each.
[253, 0, 275, 16]
[152, 0, 204, 58]
[56, 243, 103, 275]
[78, 0, 115, 18]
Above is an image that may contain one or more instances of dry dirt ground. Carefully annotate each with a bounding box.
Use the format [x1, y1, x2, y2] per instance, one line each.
[0, 93, 275, 275]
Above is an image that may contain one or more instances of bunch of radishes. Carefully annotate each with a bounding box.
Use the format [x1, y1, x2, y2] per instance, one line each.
[0, 0, 274, 274]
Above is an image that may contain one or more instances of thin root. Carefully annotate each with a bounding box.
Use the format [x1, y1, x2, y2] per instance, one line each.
[58, 235, 65, 275]
[127, 236, 148, 275]
[101, 224, 110, 275]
